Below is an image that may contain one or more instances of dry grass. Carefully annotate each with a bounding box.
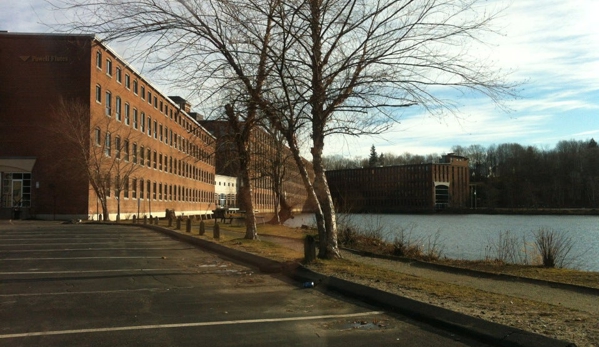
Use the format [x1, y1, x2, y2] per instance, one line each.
[152, 217, 599, 288]
[441, 259, 599, 289]
[220, 237, 304, 263]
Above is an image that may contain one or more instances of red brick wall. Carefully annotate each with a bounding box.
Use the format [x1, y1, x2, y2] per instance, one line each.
[0, 34, 93, 217]
[0, 34, 216, 220]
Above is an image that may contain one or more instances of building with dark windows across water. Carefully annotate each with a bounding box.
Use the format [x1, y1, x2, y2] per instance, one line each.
[326, 154, 470, 213]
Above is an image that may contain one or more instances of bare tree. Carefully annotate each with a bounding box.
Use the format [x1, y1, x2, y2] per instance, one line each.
[252, 121, 301, 224]
[50, 98, 142, 221]
[53, 0, 515, 255]
[258, 0, 516, 257]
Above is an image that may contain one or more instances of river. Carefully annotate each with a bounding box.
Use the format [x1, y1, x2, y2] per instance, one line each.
[284, 213, 599, 271]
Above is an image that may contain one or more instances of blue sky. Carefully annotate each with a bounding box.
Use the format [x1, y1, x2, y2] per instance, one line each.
[2, 0, 599, 158]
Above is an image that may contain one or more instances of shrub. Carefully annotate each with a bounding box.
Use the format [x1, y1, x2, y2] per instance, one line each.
[533, 228, 574, 268]
[486, 230, 521, 264]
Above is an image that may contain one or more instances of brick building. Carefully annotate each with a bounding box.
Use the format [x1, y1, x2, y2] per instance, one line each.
[0, 33, 216, 220]
[326, 154, 470, 212]
[199, 120, 315, 213]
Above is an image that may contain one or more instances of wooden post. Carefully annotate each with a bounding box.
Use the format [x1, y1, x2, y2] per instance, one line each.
[213, 222, 220, 240]
[304, 235, 316, 263]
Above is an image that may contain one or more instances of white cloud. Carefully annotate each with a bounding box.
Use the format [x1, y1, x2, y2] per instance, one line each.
[3, 0, 599, 159]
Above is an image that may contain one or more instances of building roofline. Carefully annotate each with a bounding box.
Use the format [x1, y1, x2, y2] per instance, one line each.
[0, 31, 214, 139]
[0, 31, 96, 39]
[90, 36, 215, 140]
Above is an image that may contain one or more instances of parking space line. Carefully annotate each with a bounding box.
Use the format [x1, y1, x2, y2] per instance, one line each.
[0, 241, 178, 246]
[1, 256, 165, 261]
[0, 311, 385, 339]
[0, 287, 192, 297]
[0, 247, 193, 252]
[0, 269, 188, 275]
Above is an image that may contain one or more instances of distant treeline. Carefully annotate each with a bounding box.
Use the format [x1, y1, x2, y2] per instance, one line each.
[323, 139, 599, 209]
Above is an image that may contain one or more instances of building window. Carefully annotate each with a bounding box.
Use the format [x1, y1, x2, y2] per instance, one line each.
[106, 59, 112, 76]
[133, 80, 138, 95]
[153, 120, 157, 139]
[124, 103, 130, 125]
[147, 91, 152, 104]
[132, 178, 137, 199]
[153, 182, 157, 200]
[140, 112, 145, 132]
[141, 85, 145, 100]
[1, 173, 32, 208]
[132, 143, 138, 164]
[133, 109, 138, 129]
[153, 151, 157, 169]
[159, 124, 163, 142]
[147, 116, 152, 136]
[105, 91, 112, 116]
[125, 74, 130, 89]
[95, 85, 101, 103]
[139, 179, 144, 199]
[160, 101, 163, 113]
[124, 140, 130, 161]
[94, 128, 101, 146]
[115, 97, 122, 121]
[115, 136, 121, 159]
[146, 148, 151, 167]
[104, 132, 111, 157]
[116, 67, 122, 83]
[95, 51, 102, 69]
[147, 180, 151, 200]
[153, 96, 157, 108]
[159, 153, 163, 171]
[124, 176, 129, 198]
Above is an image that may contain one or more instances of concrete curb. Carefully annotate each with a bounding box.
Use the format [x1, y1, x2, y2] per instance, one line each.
[128, 223, 576, 347]
[145, 224, 283, 273]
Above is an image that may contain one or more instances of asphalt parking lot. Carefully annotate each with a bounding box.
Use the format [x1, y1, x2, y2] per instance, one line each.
[0, 221, 495, 347]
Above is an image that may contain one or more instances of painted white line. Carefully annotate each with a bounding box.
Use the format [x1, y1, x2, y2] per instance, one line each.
[0, 247, 192, 252]
[0, 236, 170, 239]
[1, 256, 165, 261]
[0, 257, 165, 262]
[0, 269, 187, 275]
[0, 287, 192, 298]
[0, 311, 385, 339]
[0, 241, 177, 246]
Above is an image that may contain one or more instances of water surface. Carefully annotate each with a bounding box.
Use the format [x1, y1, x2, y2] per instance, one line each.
[285, 213, 599, 271]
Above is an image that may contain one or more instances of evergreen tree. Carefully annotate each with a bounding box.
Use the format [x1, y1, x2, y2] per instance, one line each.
[368, 145, 378, 167]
